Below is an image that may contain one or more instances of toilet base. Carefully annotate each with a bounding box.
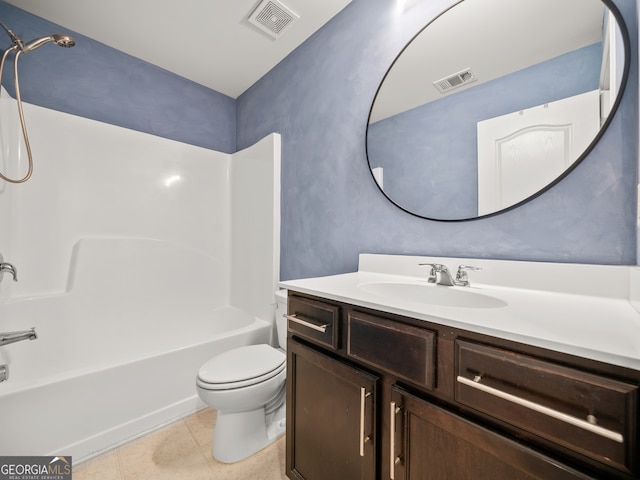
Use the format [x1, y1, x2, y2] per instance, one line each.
[212, 402, 286, 463]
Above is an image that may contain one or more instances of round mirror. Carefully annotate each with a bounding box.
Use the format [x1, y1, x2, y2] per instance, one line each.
[366, 0, 629, 221]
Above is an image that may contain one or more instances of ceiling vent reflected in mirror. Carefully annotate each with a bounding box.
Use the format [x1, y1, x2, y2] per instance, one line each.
[248, 0, 300, 39]
[433, 67, 477, 93]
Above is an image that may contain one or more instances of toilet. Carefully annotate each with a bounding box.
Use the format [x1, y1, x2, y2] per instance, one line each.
[196, 289, 288, 463]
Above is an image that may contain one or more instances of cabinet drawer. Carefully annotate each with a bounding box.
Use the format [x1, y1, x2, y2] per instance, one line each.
[347, 310, 435, 390]
[455, 340, 638, 475]
[287, 295, 340, 350]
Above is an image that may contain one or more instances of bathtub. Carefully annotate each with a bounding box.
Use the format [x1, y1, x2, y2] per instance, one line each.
[0, 238, 273, 462]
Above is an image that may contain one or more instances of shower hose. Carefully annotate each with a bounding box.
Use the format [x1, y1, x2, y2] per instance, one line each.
[0, 44, 33, 183]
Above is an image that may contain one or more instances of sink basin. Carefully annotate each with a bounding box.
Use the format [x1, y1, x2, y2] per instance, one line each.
[357, 282, 507, 309]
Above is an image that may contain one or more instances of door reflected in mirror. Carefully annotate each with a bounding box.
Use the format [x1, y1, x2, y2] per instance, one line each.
[366, 0, 628, 221]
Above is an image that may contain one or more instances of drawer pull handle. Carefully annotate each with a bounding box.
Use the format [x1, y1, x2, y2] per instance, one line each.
[286, 314, 329, 333]
[457, 375, 624, 443]
[359, 387, 372, 457]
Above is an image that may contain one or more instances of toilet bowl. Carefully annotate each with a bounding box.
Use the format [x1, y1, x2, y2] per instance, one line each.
[196, 289, 288, 463]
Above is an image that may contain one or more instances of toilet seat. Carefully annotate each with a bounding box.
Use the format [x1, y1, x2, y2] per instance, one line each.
[197, 344, 285, 391]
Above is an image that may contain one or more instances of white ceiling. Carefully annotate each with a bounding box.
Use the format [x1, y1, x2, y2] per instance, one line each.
[3, 0, 353, 99]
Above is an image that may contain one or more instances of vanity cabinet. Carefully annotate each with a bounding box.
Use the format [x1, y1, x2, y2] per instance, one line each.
[285, 291, 640, 480]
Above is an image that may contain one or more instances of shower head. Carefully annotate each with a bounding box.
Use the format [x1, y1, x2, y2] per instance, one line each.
[22, 34, 75, 52]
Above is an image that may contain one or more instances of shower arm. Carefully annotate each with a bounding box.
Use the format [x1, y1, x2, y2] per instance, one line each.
[0, 21, 23, 51]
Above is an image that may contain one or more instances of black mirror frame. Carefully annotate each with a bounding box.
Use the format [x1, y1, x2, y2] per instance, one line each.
[365, 0, 631, 222]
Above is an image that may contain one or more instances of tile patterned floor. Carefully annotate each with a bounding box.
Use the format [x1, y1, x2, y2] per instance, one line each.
[73, 408, 287, 480]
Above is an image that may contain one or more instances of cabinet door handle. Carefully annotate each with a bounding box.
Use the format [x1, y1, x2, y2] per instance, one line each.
[389, 401, 401, 480]
[286, 314, 329, 333]
[457, 375, 624, 443]
[359, 387, 372, 457]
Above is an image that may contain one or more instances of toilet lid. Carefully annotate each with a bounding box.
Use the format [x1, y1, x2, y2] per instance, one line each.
[197, 344, 285, 386]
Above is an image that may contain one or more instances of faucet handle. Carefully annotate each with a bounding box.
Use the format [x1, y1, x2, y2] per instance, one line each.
[0, 262, 18, 282]
[418, 263, 437, 283]
[456, 265, 481, 286]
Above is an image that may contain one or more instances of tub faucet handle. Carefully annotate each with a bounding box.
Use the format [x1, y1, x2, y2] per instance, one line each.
[0, 262, 17, 282]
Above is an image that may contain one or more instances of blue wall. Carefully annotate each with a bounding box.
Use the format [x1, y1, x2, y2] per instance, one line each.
[368, 43, 603, 220]
[0, 2, 236, 153]
[238, 0, 638, 279]
[0, 0, 637, 280]
[637, 0, 640, 264]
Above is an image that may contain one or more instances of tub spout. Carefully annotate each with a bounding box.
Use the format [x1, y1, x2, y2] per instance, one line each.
[0, 262, 18, 281]
[0, 327, 37, 347]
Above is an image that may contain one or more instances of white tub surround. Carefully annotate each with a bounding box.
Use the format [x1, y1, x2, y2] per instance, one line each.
[0, 94, 281, 462]
[280, 254, 640, 370]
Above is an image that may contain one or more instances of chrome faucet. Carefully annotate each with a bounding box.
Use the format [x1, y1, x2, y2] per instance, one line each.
[0, 262, 18, 282]
[419, 263, 481, 286]
[0, 327, 37, 347]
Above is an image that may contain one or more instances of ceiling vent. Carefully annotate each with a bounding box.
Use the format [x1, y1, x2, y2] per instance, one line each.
[248, 0, 299, 39]
[433, 68, 477, 94]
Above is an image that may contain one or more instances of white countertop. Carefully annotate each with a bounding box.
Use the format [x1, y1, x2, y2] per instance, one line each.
[280, 254, 640, 371]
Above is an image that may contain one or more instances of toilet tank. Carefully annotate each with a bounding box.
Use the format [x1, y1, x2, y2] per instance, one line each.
[274, 289, 288, 350]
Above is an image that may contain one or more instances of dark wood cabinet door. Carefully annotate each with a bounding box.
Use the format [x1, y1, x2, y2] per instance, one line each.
[390, 386, 597, 480]
[287, 338, 377, 480]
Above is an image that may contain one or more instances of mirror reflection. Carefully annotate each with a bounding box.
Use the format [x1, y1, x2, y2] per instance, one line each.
[367, 0, 627, 221]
